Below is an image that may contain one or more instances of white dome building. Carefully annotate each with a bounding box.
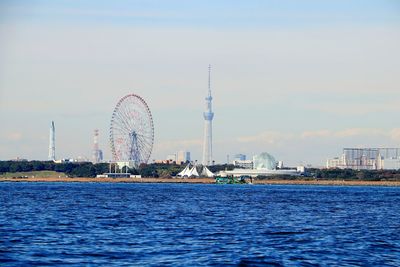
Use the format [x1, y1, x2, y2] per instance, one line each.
[253, 152, 277, 170]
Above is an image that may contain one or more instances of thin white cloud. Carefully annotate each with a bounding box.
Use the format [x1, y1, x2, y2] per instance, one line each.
[390, 128, 400, 142]
[301, 130, 331, 139]
[3, 132, 23, 141]
[154, 138, 202, 151]
[306, 102, 400, 116]
[334, 128, 385, 138]
[237, 131, 294, 144]
[238, 128, 400, 144]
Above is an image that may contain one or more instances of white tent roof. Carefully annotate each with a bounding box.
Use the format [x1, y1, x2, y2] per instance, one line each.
[201, 166, 215, 177]
[187, 166, 199, 177]
[177, 164, 191, 177]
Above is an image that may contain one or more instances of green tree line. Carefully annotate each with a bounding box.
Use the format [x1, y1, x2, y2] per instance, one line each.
[1, 161, 400, 180]
[0, 161, 197, 178]
[0, 161, 109, 177]
[309, 168, 400, 181]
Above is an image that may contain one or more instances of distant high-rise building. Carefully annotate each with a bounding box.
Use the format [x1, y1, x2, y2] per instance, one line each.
[326, 148, 400, 170]
[166, 154, 176, 162]
[177, 151, 191, 164]
[233, 154, 246, 161]
[92, 129, 103, 164]
[98, 150, 103, 162]
[202, 65, 214, 166]
[48, 121, 56, 161]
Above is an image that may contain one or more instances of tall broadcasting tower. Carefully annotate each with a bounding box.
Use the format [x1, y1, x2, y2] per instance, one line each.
[202, 65, 214, 166]
[92, 129, 103, 164]
[48, 121, 56, 161]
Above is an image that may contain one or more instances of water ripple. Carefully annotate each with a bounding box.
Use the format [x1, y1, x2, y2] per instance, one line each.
[1, 183, 400, 266]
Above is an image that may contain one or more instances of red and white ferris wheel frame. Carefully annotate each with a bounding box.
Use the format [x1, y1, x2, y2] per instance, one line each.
[109, 93, 154, 165]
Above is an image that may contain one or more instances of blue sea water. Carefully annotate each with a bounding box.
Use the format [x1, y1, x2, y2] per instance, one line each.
[0, 183, 399, 266]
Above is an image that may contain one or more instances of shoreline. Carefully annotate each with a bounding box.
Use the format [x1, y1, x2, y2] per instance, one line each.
[1, 177, 400, 186]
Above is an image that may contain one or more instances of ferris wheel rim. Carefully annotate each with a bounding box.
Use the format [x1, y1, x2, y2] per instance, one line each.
[109, 93, 154, 165]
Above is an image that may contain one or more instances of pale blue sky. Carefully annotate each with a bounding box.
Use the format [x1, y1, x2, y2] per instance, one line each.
[1, 1, 399, 166]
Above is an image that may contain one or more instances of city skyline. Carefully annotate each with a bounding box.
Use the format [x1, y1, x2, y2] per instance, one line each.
[1, 1, 400, 166]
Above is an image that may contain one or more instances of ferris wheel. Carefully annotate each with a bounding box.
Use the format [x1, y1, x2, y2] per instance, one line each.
[109, 94, 154, 167]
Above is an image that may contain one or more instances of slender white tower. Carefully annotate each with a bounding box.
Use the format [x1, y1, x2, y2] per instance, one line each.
[92, 129, 100, 164]
[48, 121, 56, 161]
[202, 65, 214, 166]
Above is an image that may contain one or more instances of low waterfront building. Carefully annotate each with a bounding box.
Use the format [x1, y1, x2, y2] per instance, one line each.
[96, 173, 141, 178]
[233, 154, 246, 161]
[218, 168, 301, 177]
[219, 152, 303, 177]
[232, 159, 253, 169]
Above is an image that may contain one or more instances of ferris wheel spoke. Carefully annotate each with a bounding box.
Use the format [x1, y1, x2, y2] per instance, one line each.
[111, 120, 130, 137]
[136, 137, 150, 153]
[118, 103, 134, 126]
[135, 122, 153, 135]
[112, 119, 132, 135]
[137, 135, 153, 148]
[117, 99, 138, 124]
[138, 138, 151, 150]
[136, 131, 151, 147]
[112, 126, 136, 141]
[113, 110, 134, 133]
[123, 99, 143, 124]
[136, 139, 152, 161]
[111, 124, 129, 136]
[134, 129, 147, 138]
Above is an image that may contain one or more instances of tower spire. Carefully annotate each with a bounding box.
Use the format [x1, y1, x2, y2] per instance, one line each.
[202, 65, 214, 166]
[208, 64, 211, 97]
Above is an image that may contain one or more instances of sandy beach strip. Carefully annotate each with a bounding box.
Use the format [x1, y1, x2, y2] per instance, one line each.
[253, 179, 400, 187]
[0, 177, 216, 184]
[1, 177, 400, 186]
